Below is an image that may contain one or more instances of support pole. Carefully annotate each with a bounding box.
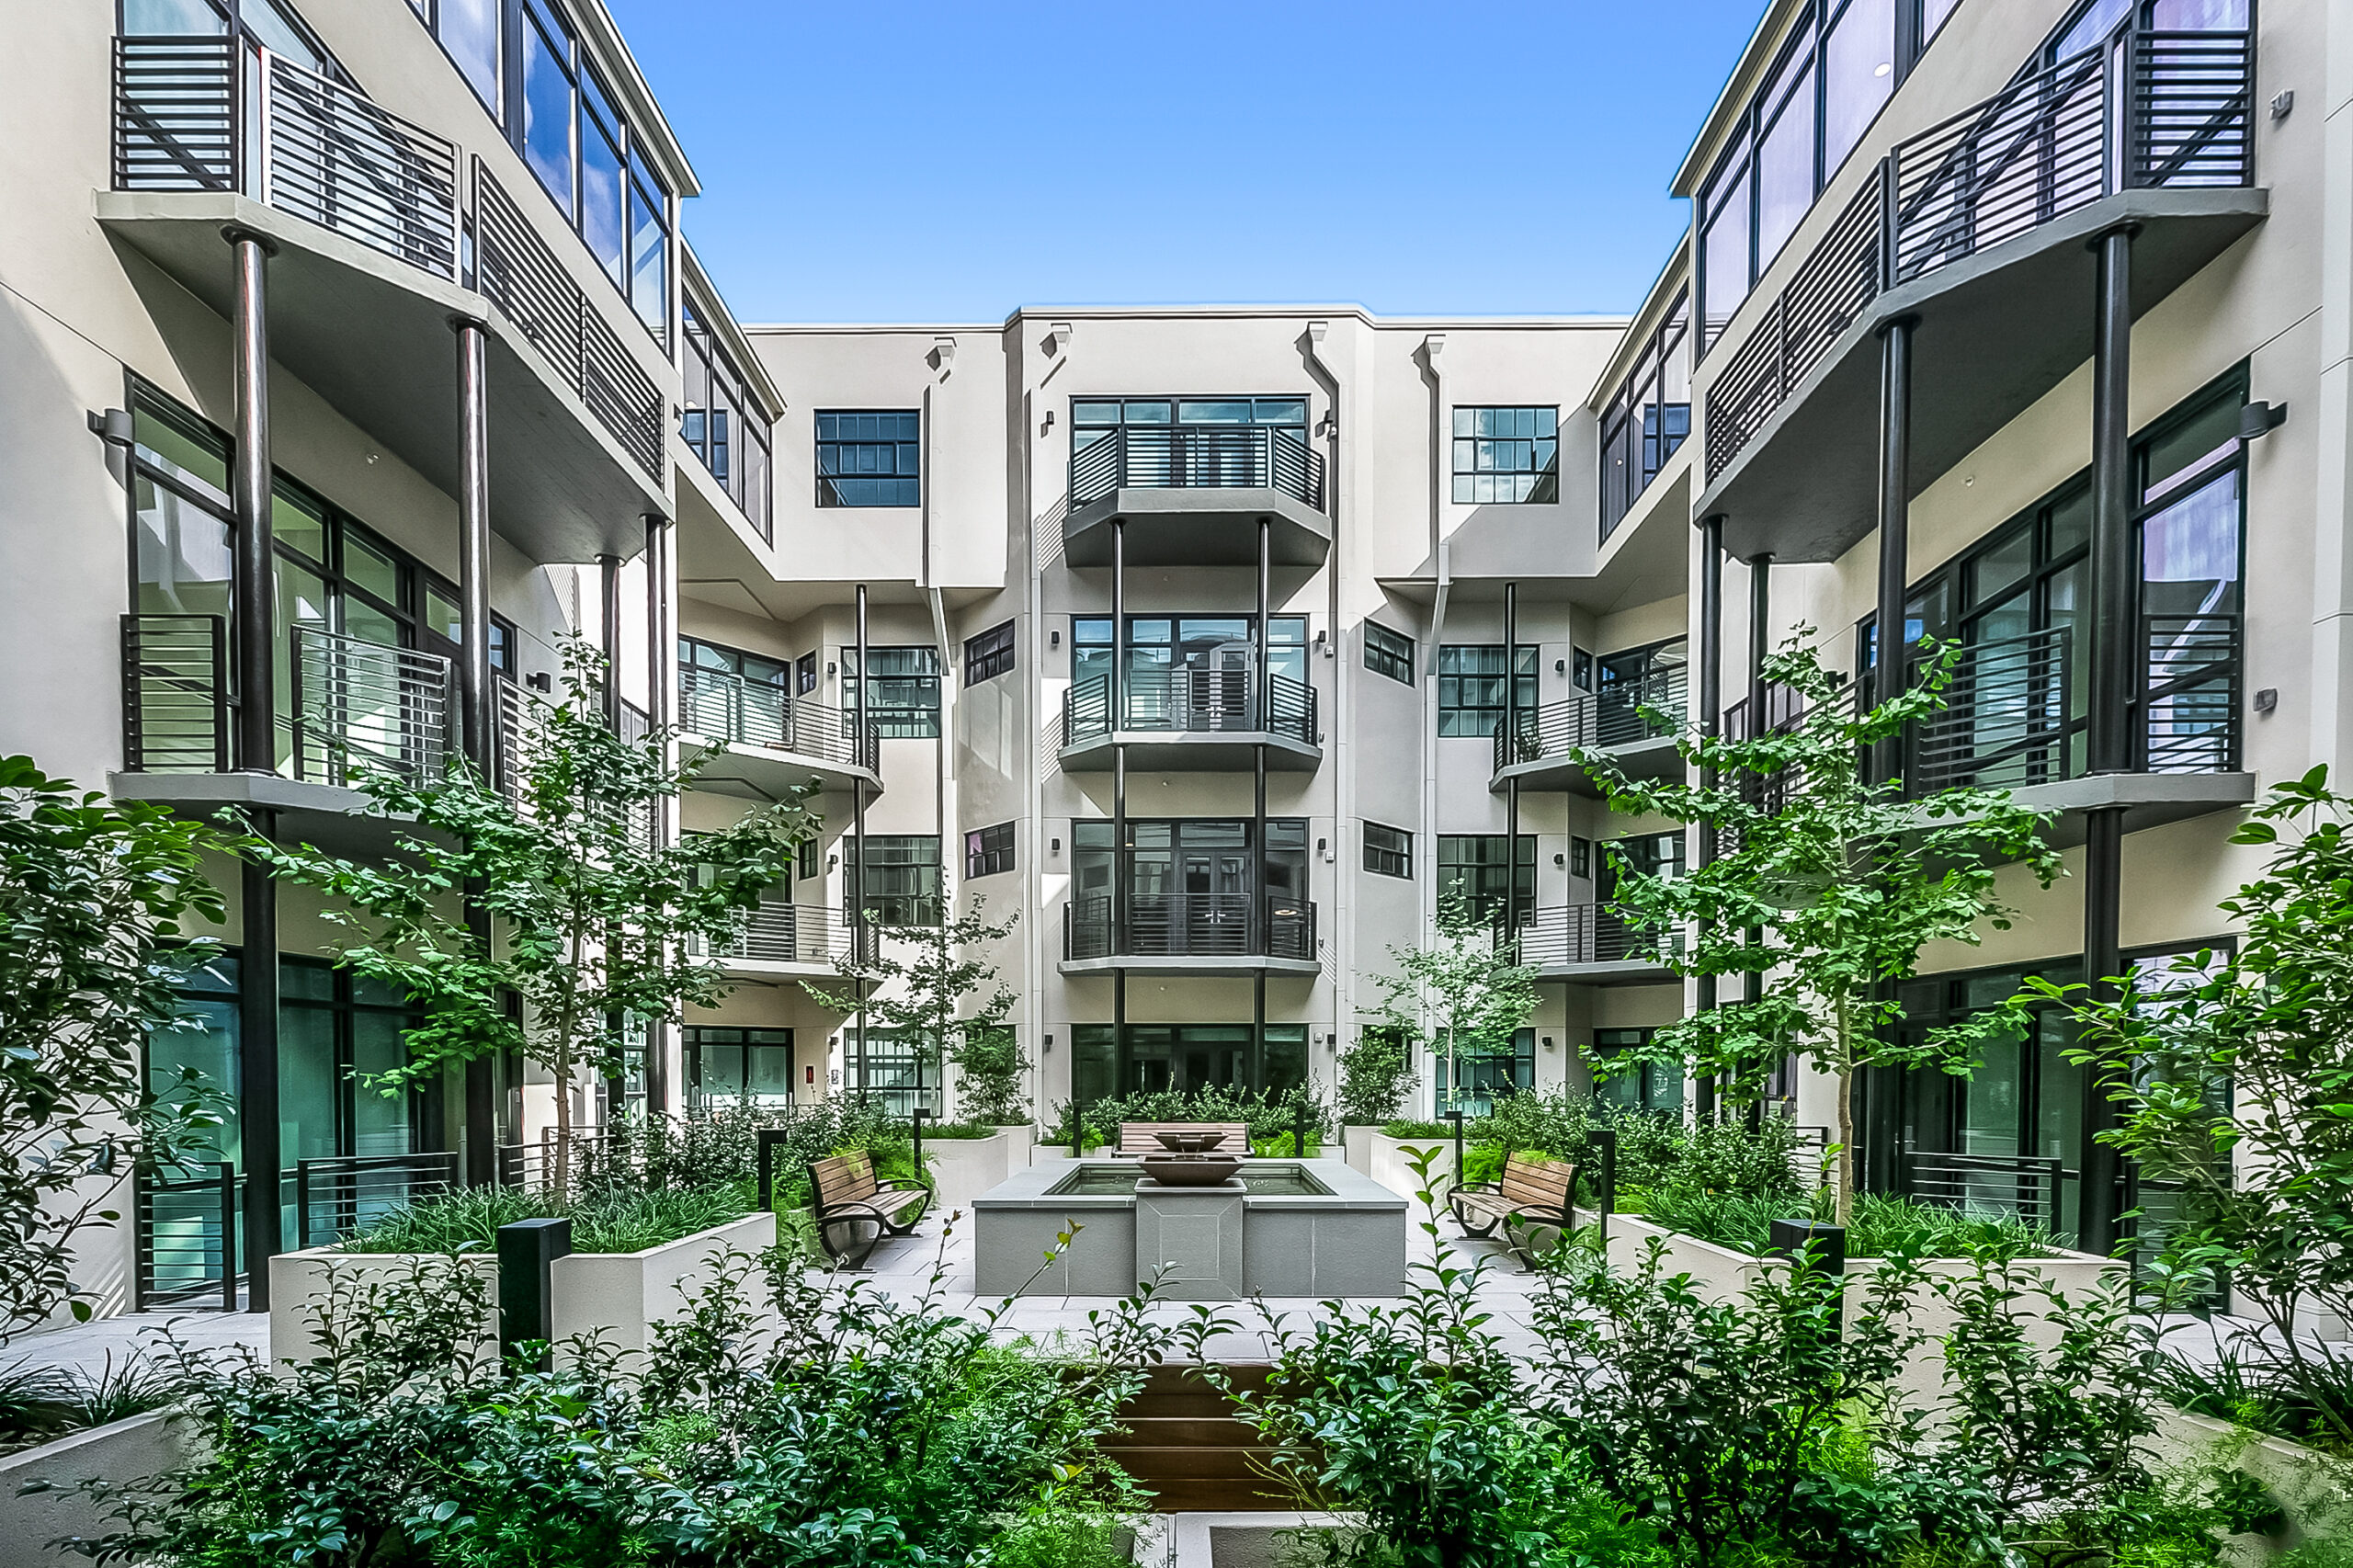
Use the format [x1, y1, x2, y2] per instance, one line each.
[1745, 554, 1774, 1114]
[598, 553, 623, 731]
[642, 515, 674, 1117]
[1872, 316, 1918, 786]
[228, 229, 280, 1308]
[1112, 521, 1127, 959]
[453, 315, 497, 1186]
[1257, 517, 1272, 963]
[2079, 226, 2139, 1255]
[853, 583, 870, 1098]
[1694, 517, 1725, 1122]
[1504, 582, 1520, 949]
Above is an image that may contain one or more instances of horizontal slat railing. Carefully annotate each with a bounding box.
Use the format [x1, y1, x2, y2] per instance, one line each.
[1906, 627, 2074, 793]
[1703, 29, 2252, 485]
[292, 1151, 459, 1249]
[290, 626, 455, 786]
[1511, 903, 1677, 968]
[694, 901, 851, 967]
[135, 1161, 238, 1312]
[113, 36, 236, 191]
[259, 50, 460, 280]
[677, 665, 879, 772]
[122, 612, 231, 773]
[1067, 425, 1325, 511]
[473, 161, 665, 481]
[2138, 612, 2239, 772]
[1065, 892, 1315, 961]
[1495, 665, 1688, 776]
[1063, 667, 1320, 746]
[1900, 1148, 2066, 1229]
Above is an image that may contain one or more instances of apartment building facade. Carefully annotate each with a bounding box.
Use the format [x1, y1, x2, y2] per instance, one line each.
[0, 0, 2331, 1319]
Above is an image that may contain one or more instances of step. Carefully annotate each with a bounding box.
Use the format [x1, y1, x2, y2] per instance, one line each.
[1141, 1478, 1301, 1513]
[1100, 1416, 1265, 1448]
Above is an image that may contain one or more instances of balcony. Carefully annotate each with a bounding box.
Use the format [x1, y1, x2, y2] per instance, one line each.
[1508, 904, 1679, 985]
[689, 902, 853, 977]
[1060, 669, 1320, 772]
[1699, 29, 2263, 563]
[1492, 666, 1687, 796]
[676, 666, 881, 800]
[1061, 892, 1320, 978]
[101, 38, 666, 565]
[1063, 426, 1331, 568]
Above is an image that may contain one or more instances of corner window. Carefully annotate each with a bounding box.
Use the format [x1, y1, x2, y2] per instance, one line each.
[1363, 622, 1415, 686]
[1437, 835, 1535, 926]
[854, 835, 942, 927]
[1437, 644, 1538, 737]
[842, 647, 941, 739]
[1598, 290, 1693, 540]
[964, 621, 1016, 685]
[681, 293, 772, 540]
[966, 821, 1015, 879]
[1451, 407, 1558, 504]
[1363, 823, 1413, 880]
[816, 411, 920, 507]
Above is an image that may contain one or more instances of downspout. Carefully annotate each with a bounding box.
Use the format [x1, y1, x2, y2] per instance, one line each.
[1302, 320, 1345, 1086]
[1422, 334, 1449, 1114]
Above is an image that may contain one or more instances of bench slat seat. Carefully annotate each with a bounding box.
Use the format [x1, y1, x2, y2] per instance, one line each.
[1451, 1152, 1577, 1263]
[809, 1151, 930, 1267]
[1116, 1122, 1251, 1157]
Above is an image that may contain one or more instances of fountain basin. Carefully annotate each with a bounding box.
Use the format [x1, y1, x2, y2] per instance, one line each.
[972, 1158, 1408, 1300]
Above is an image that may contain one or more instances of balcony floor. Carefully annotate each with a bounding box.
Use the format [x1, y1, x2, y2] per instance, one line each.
[1059, 732, 1322, 774]
[109, 768, 426, 859]
[1704, 186, 2268, 565]
[1492, 733, 1681, 797]
[679, 734, 881, 801]
[1063, 489, 1331, 568]
[98, 191, 665, 566]
[1529, 958, 1678, 986]
[2007, 768, 2256, 849]
[1059, 954, 1322, 980]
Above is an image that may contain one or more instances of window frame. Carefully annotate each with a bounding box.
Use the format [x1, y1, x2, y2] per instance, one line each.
[965, 821, 1016, 880]
[1449, 406, 1561, 505]
[1363, 621, 1415, 686]
[841, 645, 942, 739]
[680, 289, 773, 540]
[1436, 643, 1540, 737]
[1363, 822, 1414, 880]
[1436, 834, 1537, 926]
[852, 835, 943, 927]
[816, 409, 922, 508]
[1598, 290, 1694, 540]
[964, 621, 1017, 685]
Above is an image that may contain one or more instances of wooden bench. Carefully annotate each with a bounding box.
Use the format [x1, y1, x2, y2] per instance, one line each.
[1117, 1122, 1251, 1157]
[809, 1151, 930, 1267]
[1450, 1152, 1577, 1263]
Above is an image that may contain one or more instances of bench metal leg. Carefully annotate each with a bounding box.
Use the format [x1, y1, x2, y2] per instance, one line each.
[818, 1212, 885, 1270]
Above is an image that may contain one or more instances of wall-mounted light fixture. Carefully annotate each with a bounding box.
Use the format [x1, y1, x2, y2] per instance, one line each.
[528, 671, 553, 692]
[86, 408, 134, 448]
[2271, 89, 2294, 119]
[1554, 657, 1566, 675]
[1317, 836, 1331, 861]
[826, 661, 838, 676]
[2241, 401, 2289, 440]
[1050, 628, 1062, 648]
[2255, 687, 2279, 714]
[1541, 1035, 1556, 1051]
[1042, 1031, 1055, 1052]
[826, 854, 839, 870]
[1051, 836, 1062, 853]
[1552, 852, 1566, 868]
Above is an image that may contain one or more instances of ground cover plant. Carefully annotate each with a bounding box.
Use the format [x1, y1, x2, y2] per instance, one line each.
[338, 1181, 755, 1256]
[1051, 1083, 1329, 1152]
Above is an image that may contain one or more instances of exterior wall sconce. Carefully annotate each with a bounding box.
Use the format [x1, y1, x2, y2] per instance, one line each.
[1317, 837, 1332, 861]
[1541, 1036, 1556, 1051]
[1554, 657, 1566, 674]
[86, 408, 134, 447]
[528, 671, 552, 692]
[1051, 629, 1061, 648]
[2254, 687, 2279, 714]
[1552, 853, 1566, 867]
[2240, 401, 2288, 439]
[1051, 836, 1062, 852]
[1042, 1031, 1054, 1053]
[826, 661, 837, 676]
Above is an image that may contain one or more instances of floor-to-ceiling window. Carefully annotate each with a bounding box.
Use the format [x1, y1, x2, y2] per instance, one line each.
[1436, 1027, 1534, 1116]
[1071, 819, 1310, 957]
[1072, 614, 1307, 730]
[684, 1027, 795, 1108]
[1071, 1024, 1310, 1102]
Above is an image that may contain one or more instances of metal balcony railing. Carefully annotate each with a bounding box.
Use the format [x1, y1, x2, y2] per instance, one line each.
[1064, 892, 1317, 962]
[1906, 626, 2073, 793]
[1063, 668, 1318, 748]
[1705, 28, 2254, 484]
[121, 612, 230, 773]
[472, 162, 665, 481]
[112, 38, 461, 281]
[1509, 903, 1678, 968]
[691, 901, 852, 967]
[1493, 665, 1688, 777]
[1068, 425, 1325, 512]
[496, 680, 654, 846]
[677, 665, 881, 773]
[133, 1159, 238, 1312]
[1899, 1148, 2067, 1230]
[291, 1151, 459, 1249]
[2139, 612, 2241, 773]
[290, 626, 455, 787]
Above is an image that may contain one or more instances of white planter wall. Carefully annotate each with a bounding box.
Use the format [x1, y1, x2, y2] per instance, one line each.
[1368, 1134, 1458, 1204]
[270, 1248, 502, 1368]
[927, 1131, 1015, 1214]
[0, 1412, 187, 1564]
[1342, 1125, 1379, 1176]
[2153, 1409, 2351, 1558]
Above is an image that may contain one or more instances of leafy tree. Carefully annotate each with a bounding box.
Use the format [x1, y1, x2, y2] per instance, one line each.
[0, 756, 223, 1335]
[1371, 894, 1540, 1119]
[1574, 633, 2058, 1221]
[2029, 765, 2353, 1451]
[1336, 1028, 1414, 1126]
[252, 642, 811, 1199]
[801, 899, 1024, 1126]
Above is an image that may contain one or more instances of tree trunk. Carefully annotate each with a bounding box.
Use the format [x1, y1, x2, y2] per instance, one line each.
[1832, 997, 1856, 1227]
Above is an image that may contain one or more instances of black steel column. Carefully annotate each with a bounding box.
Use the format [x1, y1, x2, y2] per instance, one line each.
[598, 553, 623, 731]
[228, 229, 280, 1308]
[1745, 553, 1773, 1017]
[853, 584, 870, 1095]
[2079, 225, 2138, 1255]
[1112, 521, 1127, 959]
[1873, 316, 1918, 785]
[1695, 517, 1724, 1122]
[452, 315, 497, 1185]
[1254, 970, 1267, 1094]
[1503, 582, 1520, 946]
[642, 515, 673, 1116]
[1257, 518, 1272, 957]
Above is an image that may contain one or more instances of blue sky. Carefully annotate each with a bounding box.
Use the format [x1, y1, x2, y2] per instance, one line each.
[606, 0, 1764, 324]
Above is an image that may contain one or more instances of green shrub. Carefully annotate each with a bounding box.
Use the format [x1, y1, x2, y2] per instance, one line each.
[1381, 1119, 1460, 1140]
[341, 1181, 754, 1256]
[1634, 1187, 2061, 1261]
[1052, 1085, 1332, 1149]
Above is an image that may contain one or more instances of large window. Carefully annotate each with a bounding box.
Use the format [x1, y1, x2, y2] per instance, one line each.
[1451, 407, 1559, 504]
[842, 646, 941, 738]
[685, 1027, 795, 1108]
[1072, 396, 1308, 449]
[1598, 290, 1693, 539]
[405, 0, 671, 341]
[1437, 835, 1536, 926]
[966, 821, 1015, 880]
[1437, 644, 1539, 737]
[1437, 1028, 1534, 1117]
[1363, 621, 1415, 686]
[965, 621, 1017, 684]
[847, 1028, 941, 1118]
[817, 411, 920, 507]
[1591, 1028, 1684, 1117]
[1697, 0, 1919, 349]
[1072, 1024, 1310, 1103]
[853, 835, 941, 927]
[1073, 615, 1307, 703]
[681, 292, 772, 540]
[1363, 823, 1413, 881]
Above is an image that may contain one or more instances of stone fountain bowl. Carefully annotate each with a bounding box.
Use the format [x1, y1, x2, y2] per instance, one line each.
[1138, 1154, 1243, 1187]
[1154, 1131, 1225, 1153]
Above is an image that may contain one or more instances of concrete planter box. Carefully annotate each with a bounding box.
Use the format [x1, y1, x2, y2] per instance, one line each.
[926, 1131, 1016, 1215]
[2153, 1409, 2351, 1558]
[996, 1123, 1036, 1168]
[0, 1410, 188, 1563]
[1342, 1124, 1380, 1176]
[1368, 1133, 1458, 1204]
[271, 1211, 775, 1367]
[1033, 1142, 1076, 1163]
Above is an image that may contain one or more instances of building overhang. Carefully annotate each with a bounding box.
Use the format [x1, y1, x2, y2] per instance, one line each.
[1057, 955, 1323, 981]
[1058, 732, 1323, 775]
[1493, 734, 1682, 798]
[679, 735, 880, 801]
[1063, 489, 1332, 568]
